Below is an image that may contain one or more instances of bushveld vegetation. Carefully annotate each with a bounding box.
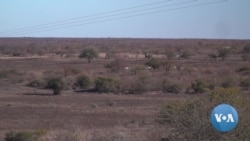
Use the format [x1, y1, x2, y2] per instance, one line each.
[159, 87, 250, 140]
[0, 38, 250, 140]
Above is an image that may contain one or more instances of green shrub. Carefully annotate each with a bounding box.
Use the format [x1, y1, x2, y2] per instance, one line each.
[218, 48, 230, 61]
[145, 58, 161, 69]
[5, 131, 33, 141]
[95, 77, 115, 93]
[240, 78, 250, 90]
[159, 87, 250, 140]
[221, 77, 238, 88]
[162, 80, 182, 94]
[5, 129, 46, 141]
[75, 75, 91, 89]
[243, 44, 250, 54]
[180, 51, 191, 59]
[71, 68, 81, 75]
[0, 69, 19, 79]
[191, 80, 207, 93]
[130, 65, 145, 75]
[46, 78, 66, 95]
[237, 66, 250, 75]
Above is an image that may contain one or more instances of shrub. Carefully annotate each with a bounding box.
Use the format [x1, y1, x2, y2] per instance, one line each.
[75, 75, 91, 89]
[130, 65, 145, 75]
[208, 53, 218, 60]
[95, 77, 115, 93]
[159, 87, 250, 140]
[0, 69, 19, 79]
[162, 60, 172, 72]
[180, 51, 191, 59]
[105, 51, 114, 59]
[240, 78, 250, 90]
[27, 80, 46, 89]
[191, 80, 207, 93]
[145, 58, 160, 69]
[63, 66, 81, 77]
[237, 66, 250, 75]
[165, 51, 175, 60]
[71, 68, 81, 75]
[128, 71, 151, 94]
[242, 54, 250, 62]
[107, 99, 116, 107]
[104, 59, 126, 73]
[5, 129, 46, 141]
[221, 77, 238, 88]
[5, 131, 33, 141]
[243, 44, 250, 54]
[46, 78, 66, 95]
[162, 80, 182, 94]
[218, 48, 230, 61]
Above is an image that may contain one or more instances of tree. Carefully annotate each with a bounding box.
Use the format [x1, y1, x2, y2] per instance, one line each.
[79, 47, 98, 63]
[218, 48, 230, 61]
[46, 78, 65, 95]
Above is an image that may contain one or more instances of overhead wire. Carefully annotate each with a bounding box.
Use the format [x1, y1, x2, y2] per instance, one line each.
[1, 0, 197, 35]
[0, 0, 228, 36]
[0, 0, 173, 34]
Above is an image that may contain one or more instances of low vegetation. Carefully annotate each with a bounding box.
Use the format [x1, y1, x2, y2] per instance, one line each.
[46, 78, 66, 95]
[95, 76, 116, 93]
[74, 75, 91, 90]
[1, 38, 250, 140]
[145, 58, 161, 69]
[5, 129, 47, 141]
[159, 87, 250, 140]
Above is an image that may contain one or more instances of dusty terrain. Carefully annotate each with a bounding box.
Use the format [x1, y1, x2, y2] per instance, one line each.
[0, 38, 249, 140]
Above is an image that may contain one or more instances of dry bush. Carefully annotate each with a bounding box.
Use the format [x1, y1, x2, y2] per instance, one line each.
[104, 58, 128, 73]
[62, 66, 81, 77]
[159, 87, 250, 141]
[161, 80, 183, 94]
[45, 77, 66, 95]
[94, 76, 116, 93]
[74, 75, 91, 90]
[240, 78, 250, 90]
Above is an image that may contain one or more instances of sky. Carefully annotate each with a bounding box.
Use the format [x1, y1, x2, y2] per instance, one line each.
[0, 0, 250, 39]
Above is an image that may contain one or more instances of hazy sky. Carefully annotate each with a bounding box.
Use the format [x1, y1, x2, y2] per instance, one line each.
[0, 0, 249, 39]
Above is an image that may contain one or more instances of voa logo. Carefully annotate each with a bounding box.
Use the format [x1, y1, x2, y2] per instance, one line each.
[214, 113, 235, 123]
[210, 104, 238, 132]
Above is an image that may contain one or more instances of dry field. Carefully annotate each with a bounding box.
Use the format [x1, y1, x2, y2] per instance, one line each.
[0, 38, 250, 140]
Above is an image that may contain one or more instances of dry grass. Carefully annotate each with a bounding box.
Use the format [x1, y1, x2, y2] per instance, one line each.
[0, 38, 250, 140]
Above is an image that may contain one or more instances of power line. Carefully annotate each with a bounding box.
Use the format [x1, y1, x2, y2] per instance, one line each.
[2, 0, 197, 35]
[0, 0, 172, 34]
[0, 0, 228, 36]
